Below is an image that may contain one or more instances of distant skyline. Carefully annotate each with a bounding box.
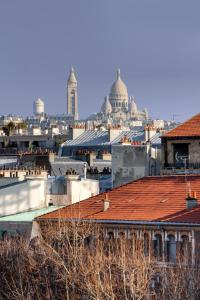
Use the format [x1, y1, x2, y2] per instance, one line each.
[1, 0, 200, 122]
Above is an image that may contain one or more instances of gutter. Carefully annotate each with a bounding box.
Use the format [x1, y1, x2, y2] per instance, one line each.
[36, 218, 200, 228]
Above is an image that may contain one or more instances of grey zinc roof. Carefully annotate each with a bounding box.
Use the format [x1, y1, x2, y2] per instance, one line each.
[62, 129, 145, 147]
[63, 130, 108, 146]
[149, 132, 161, 145]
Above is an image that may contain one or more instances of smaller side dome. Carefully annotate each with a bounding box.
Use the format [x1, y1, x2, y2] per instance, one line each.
[101, 96, 112, 115]
[129, 96, 138, 114]
[35, 98, 44, 104]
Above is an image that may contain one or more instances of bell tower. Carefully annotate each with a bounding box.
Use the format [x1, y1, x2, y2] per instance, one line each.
[67, 67, 79, 120]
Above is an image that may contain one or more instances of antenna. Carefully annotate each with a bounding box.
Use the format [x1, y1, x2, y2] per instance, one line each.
[183, 156, 190, 197]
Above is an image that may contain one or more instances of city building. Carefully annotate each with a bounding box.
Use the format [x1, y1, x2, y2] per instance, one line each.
[36, 175, 200, 264]
[0, 165, 99, 239]
[0, 169, 48, 217]
[112, 134, 161, 188]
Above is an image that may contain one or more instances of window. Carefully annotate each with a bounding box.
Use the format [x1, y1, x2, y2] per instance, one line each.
[173, 143, 189, 167]
[154, 234, 163, 260]
[144, 233, 150, 256]
[180, 235, 191, 263]
[118, 231, 125, 239]
[167, 235, 176, 263]
[107, 231, 114, 240]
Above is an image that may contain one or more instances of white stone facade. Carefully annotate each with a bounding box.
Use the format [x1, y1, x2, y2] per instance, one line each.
[101, 69, 149, 123]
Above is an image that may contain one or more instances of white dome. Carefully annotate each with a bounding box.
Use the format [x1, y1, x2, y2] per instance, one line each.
[35, 98, 44, 104]
[109, 69, 128, 101]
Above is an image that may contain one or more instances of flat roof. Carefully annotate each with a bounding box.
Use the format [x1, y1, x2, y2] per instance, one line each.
[0, 206, 63, 222]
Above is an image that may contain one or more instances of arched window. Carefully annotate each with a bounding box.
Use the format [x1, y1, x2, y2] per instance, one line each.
[118, 231, 125, 239]
[144, 233, 150, 256]
[167, 234, 176, 263]
[107, 231, 114, 240]
[154, 234, 163, 260]
[2, 230, 8, 241]
[180, 235, 190, 263]
[129, 232, 137, 252]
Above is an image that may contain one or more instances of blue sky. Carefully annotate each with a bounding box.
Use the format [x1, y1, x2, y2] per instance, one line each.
[0, 0, 200, 121]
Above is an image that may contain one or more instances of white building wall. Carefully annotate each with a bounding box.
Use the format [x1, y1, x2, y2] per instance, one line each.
[47, 178, 99, 206]
[69, 179, 99, 204]
[112, 144, 150, 188]
[0, 178, 47, 217]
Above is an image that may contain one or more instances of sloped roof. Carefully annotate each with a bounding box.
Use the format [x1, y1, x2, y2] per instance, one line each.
[163, 113, 200, 138]
[62, 129, 145, 147]
[37, 175, 200, 224]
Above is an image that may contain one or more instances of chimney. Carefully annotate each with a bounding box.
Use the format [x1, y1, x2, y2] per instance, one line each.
[68, 124, 85, 140]
[144, 125, 157, 142]
[103, 193, 110, 211]
[186, 191, 198, 210]
[108, 125, 122, 142]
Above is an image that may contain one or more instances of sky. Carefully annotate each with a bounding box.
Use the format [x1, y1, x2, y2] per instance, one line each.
[0, 0, 200, 122]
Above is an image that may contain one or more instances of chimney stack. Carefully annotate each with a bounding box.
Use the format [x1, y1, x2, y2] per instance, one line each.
[103, 193, 110, 211]
[186, 191, 198, 210]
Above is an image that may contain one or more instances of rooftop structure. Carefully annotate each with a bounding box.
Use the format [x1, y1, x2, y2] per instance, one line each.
[162, 112, 200, 174]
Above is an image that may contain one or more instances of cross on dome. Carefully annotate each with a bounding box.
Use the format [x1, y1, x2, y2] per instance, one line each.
[117, 68, 121, 79]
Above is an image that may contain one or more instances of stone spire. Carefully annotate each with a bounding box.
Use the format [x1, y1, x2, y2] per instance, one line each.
[67, 67, 79, 120]
[68, 67, 77, 83]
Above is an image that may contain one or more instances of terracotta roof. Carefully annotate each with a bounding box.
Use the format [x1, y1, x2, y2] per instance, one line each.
[163, 113, 200, 138]
[160, 206, 200, 223]
[37, 175, 200, 224]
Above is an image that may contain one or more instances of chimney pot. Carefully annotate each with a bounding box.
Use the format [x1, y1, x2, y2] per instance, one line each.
[186, 191, 198, 210]
[103, 193, 110, 211]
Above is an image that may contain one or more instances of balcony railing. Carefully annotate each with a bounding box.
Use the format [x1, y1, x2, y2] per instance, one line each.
[163, 162, 200, 170]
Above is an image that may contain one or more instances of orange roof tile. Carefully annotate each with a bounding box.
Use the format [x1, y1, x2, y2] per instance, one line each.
[37, 175, 200, 224]
[163, 113, 200, 138]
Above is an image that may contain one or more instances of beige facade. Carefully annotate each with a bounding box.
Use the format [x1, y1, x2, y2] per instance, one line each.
[103, 223, 198, 265]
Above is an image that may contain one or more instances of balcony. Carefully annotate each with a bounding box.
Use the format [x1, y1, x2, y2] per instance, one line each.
[162, 162, 200, 175]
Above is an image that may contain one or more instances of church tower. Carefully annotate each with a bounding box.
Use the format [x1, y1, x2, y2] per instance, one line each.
[67, 67, 79, 120]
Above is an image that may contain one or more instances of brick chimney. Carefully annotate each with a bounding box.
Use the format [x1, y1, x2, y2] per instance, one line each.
[103, 193, 110, 211]
[186, 191, 198, 210]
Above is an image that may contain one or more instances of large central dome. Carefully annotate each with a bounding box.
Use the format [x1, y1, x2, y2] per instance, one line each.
[109, 69, 128, 101]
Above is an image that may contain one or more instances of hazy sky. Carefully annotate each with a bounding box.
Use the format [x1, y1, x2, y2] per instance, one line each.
[1, 0, 200, 122]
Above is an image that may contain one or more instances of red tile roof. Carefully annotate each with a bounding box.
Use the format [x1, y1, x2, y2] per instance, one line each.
[37, 175, 200, 224]
[163, 113, 200, 138]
